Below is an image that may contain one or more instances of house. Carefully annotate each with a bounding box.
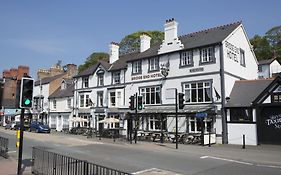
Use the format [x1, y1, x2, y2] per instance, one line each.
[33, 64, 77, 125]
[226, 75, 281, 145]
[258, 58, 281, 79]
[73, 19, 258, 143]
[48, 78, 74, 131]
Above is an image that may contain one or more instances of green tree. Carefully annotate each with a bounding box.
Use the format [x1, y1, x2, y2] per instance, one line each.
[265, 26, 281, 60]
[119, 30, 164, 54]
[78, 52, 109, 73]
[250, 35, 272, 60]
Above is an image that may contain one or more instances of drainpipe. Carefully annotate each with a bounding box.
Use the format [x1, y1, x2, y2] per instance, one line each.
[220, 44, 228, 144]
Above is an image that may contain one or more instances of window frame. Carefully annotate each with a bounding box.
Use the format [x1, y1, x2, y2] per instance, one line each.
[240, 48, 246, 67]
[132, 60, 142, 75]
[112, 71, 121, 85]
[82, 77, 89, 88]
[139, 85, 162, 105]
[199, 46, 216, 65]
[229, 107, 253, 122]
[80, 94, 84, 107]
[97, 73, 104, 86]
[182, 80, 213, 104]
[180, 50, 194, 67]
[67, 98, 72, 109]
[148, 57, 160, 72]
[97, 91, 104, 107]
[53, 100, 57, 109]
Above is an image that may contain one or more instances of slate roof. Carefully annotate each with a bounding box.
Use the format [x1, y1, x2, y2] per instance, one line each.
[75, 21, 241, 75]
[225, 79, 273, 107]
[258, 58, 278, 65]
[49, 84, 74, 99]
[35, 73, 66, 86]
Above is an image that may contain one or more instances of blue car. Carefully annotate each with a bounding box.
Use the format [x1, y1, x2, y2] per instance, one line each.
[29, 121, 51, 133]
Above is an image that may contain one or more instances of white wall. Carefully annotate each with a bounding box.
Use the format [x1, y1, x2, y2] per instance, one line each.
[270, 60, 281, 76]
[228, 123, 257, 145]
[223, 25, 258, 80]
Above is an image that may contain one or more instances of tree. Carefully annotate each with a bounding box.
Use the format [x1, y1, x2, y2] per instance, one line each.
[250, 35, 272, 60]
[119, 30, 164, 55]
[78, 52, 109, 73]
[265, 26, 281, 60]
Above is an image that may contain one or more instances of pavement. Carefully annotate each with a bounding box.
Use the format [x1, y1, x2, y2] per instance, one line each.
[1, 128, 281, 175]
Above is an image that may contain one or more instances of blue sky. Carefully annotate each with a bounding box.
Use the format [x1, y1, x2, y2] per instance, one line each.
[0, 0, 280, 78]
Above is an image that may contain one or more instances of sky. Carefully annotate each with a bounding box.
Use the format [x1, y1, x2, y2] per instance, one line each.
[0, 0, 280, 78]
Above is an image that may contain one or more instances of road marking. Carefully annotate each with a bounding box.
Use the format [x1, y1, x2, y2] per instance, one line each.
[201, 155, 281, 169]
[132, 168, 158, 174]
[200, 156, 253, 165]
[132, 168, 182, 175]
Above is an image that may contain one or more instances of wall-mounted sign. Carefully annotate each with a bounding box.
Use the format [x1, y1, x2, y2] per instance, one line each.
[225, 41, 240, 63]
[190, 67, 204, 73]
[265, 114, 281, 129]
[131, 72, 162, 81]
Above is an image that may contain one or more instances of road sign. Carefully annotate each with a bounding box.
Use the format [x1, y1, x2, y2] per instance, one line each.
[195, 112, 208, 118]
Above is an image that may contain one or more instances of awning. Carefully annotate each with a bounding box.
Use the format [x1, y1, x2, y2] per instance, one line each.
[137, 104, 216, 114]
[99, 117, 119, 123]
[69, 117, 88, 122]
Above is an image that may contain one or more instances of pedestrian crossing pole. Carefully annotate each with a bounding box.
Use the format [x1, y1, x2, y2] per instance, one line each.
[17, 108, 25, 175]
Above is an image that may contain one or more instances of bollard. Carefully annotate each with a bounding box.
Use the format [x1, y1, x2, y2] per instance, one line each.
[242, 134, 245, 149]
[209, 131, 211, 147]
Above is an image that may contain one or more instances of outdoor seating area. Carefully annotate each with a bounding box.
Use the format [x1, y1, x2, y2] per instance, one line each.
[136, 131, 205, 145]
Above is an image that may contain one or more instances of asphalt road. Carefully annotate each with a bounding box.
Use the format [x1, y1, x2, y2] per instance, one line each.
[1, 128, 281, 175]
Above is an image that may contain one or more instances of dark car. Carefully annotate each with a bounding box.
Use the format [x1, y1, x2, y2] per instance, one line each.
[29, 121, 50, 133]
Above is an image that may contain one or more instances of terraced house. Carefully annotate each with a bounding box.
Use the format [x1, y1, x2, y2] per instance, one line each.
[72, 19, 258, 143]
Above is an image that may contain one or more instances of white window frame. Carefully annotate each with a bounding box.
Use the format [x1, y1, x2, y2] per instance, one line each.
[183, 81, 212, 103]
[149, 117, 161, 131]
[85, 94, 91, 107]
[201, 47, 214, 63]
[181, 51, 193, 66]
[132, 60, 142, 74]
[189, 117, 213, 133]
[112, 72, 120, 84]
[109, 92, 116, 107]
[149, 57, 159, 71]
[240, 49, 246, 67]
[98, 74, 104, 86]
[67, 98, 71, 109]
[53, 100, 57, 109]
[97, 91, 103, 107]
[80, 94, 84, 107]
[140, 86, 161, 105]
[82, 77, 89, 88]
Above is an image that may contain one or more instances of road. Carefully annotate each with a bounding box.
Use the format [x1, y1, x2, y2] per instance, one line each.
[1, 128, 281, 175]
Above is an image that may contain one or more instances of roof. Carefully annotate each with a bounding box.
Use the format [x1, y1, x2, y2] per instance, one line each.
[63, 78, 73, 85]
[35, 73, 66, 86]
[225, 79, 273, 107]
[75, 21, 241, 75]
[49, 84, 74, 99]
[258, 58, 278, 65]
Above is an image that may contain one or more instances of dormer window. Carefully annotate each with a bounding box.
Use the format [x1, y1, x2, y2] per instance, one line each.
[149, 57, 159, 72]
[82, 77, 89, 88]
[61, 82, 67, 90]
[180, 51, 193, 67]
[132, 60, 142, 74]
[112, 71, 120, 84]
[200, 47, 215, 64]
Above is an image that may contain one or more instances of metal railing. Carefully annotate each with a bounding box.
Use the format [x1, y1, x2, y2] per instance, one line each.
[0, 136, 9, 158]
[32, 147, 131, 175]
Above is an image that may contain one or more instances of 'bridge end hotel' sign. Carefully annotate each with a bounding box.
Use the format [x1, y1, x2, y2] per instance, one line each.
[131, 72, 162, 81]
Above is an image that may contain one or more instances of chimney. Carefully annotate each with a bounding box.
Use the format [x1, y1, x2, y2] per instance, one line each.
[140, 34, 151, 52]
[109, 42, 119, 64]
[158, 18, 183, 54]
[164, 18, 178, 42]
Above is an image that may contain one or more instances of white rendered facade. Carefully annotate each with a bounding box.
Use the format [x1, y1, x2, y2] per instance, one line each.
[73, 20, 258, 142]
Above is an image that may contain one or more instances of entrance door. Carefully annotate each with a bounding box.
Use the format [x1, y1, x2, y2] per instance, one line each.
[258, 107, 281, 144]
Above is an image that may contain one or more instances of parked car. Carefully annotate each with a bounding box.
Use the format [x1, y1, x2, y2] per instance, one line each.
[29, 121, 50, 133]
[5, 121, 19, 130]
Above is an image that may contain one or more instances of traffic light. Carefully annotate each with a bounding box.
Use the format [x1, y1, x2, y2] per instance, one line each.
[137, 96, 143, 110]
[129, 95, 135, 110]
[178, 93, 185, 109]
[20, 77, 34, 109]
